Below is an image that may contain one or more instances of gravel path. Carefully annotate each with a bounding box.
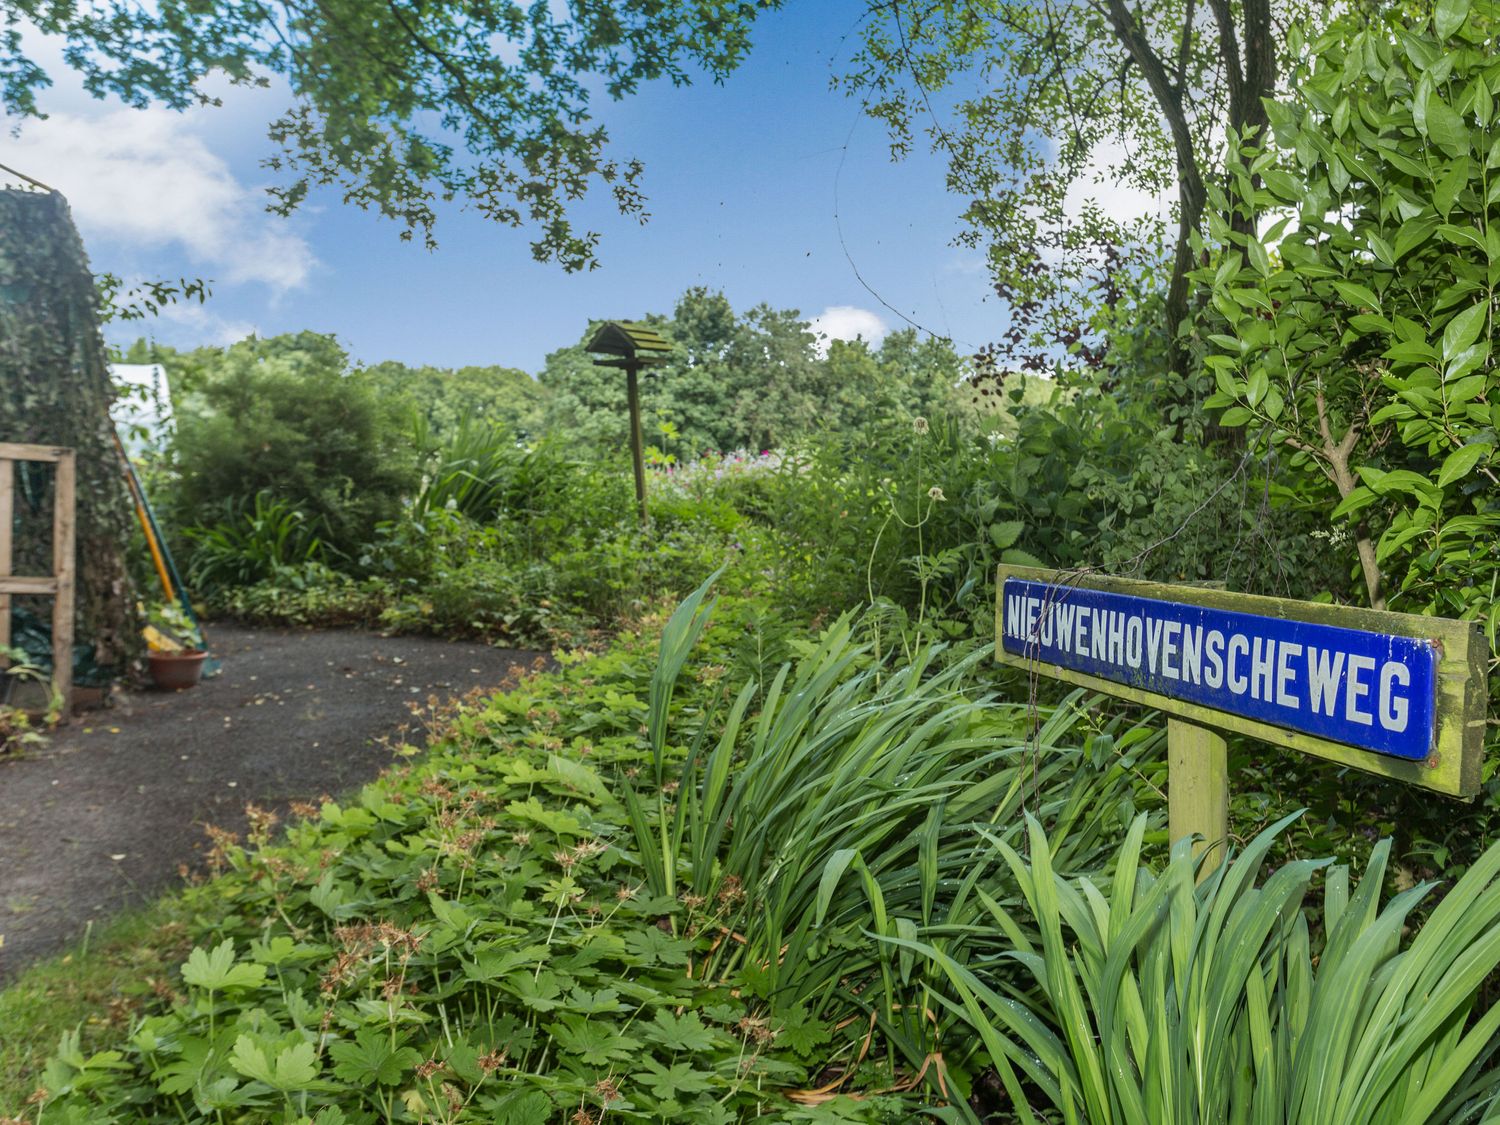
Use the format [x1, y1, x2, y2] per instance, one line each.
[0, 624, 542, 981]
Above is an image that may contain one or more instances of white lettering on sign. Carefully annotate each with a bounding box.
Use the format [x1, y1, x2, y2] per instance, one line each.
[1004, 591, 1417, 737]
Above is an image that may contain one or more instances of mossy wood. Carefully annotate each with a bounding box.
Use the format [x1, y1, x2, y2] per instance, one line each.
[995, 565, 1486, 799]
[585, 321, 672, 363]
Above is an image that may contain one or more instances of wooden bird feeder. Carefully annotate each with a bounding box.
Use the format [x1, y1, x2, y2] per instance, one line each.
[586, 321, 672, 523]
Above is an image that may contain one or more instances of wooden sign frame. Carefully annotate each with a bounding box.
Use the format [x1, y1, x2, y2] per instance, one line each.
[0, 442, 76, 720]
[996, 565, 1487, 870]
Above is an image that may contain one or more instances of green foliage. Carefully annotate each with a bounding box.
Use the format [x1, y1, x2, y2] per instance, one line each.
[170, 333, 420, 559]
[205, 571, 383, 631]
[1201, 0, 1500, 630]
[1189, 0, 1500, 931]
[185, 493, 331, 591]
[23, 602, 781, 1121]
[840, 0, 1304, 381]
[0, 893, 215, 1105]
[194, 421, 749, 646]
[541, 291, 970, 456]
[758, 394, 1342, 637]
[903, 811, 1500, 1123]
[625, 595, 1167, 1093]
[13, 577, 1176, 1123]
[359, 361, 547, 442]
[407, 422, 585, 528]
[96, 275, 209, 325]
[0, 641, 59, 751]
[4, 2, 776, 267]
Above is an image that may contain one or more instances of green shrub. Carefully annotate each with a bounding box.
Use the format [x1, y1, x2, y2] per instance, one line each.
[756, 398, 1343, 637]
[206, 571, 384, 630]
[185, 493, 331, 590]
[1196, 0, 1500, 889]
[904, 812, 1500, 1123]
[618, 576, 1168, 1107]
[170, 334, 419, 558]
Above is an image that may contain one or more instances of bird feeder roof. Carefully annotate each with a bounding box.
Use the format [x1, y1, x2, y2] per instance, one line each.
[586, 321, 673, 363]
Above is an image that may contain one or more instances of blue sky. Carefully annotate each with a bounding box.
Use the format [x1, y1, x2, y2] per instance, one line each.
[4, 4, 1158, 373]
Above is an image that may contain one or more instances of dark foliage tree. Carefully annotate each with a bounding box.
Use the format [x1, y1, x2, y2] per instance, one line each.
[170, 334, 420, 556]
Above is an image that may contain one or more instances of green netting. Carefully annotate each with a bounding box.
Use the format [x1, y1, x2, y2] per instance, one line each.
[0, 187, 141, 680]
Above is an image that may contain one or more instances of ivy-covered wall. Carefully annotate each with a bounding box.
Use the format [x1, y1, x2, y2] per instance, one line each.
[0, 188, 139, 678]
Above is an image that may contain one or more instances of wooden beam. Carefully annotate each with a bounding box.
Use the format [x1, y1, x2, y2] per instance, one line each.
[625, 365, 648, 524]
[0, 442, 67, 463]
[1168, 718, 1229, 880]
[0, 457, 11, 663]
[0, 576, 59, 595]
[51, 450, 75, 721]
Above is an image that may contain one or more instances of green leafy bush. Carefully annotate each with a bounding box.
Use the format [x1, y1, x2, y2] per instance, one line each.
[1201, 0, 1500, 627]
[757, 396, 1342, 638]
[16, 578, 1170, 1122]
[170, 334, 419, 559]
[1196, 0, 1500, 884]
[614, 576, 1169, 1108]
[22, 602, 785, 1121]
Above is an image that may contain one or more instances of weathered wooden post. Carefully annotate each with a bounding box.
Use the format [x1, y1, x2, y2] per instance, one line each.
[995, 566, 1487, 879]
[585, 321, 672, 525]
[0, 442, 77, 720]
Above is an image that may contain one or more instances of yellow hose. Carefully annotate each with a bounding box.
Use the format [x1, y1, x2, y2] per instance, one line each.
[112, 431, 175, 602]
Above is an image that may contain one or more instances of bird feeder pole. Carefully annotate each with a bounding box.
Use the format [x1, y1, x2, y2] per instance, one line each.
[585, 321, 673, 526]
[624, 362, 648, 523]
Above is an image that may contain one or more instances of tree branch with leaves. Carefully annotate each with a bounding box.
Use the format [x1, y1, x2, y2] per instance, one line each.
[3, 0, 776, 268]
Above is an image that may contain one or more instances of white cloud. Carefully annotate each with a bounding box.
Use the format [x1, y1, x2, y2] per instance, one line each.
[1060, 137, 1175, 229]
[5, 105, 314, 292]
[151, 300, 259, 346]
[809, 305, 889, 356]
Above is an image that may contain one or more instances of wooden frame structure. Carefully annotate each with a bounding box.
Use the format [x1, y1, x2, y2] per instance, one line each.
[0, 442, 76, 718]
[996, 565, 1487, 875]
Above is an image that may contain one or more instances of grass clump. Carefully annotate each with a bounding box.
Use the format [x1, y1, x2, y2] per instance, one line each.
[903, 813, 1500, 1124]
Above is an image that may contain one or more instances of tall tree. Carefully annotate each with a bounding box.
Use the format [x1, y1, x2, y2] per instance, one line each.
[843, 0, 1294, 386]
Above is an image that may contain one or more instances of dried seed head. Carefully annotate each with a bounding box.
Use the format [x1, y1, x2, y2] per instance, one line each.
[717, 875, 746, 907]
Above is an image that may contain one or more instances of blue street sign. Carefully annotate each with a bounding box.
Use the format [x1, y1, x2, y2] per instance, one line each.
[1000, 577, 1440, 761]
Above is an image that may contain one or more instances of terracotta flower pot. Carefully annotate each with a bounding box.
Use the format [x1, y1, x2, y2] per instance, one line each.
[148, 650, 208, 691]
